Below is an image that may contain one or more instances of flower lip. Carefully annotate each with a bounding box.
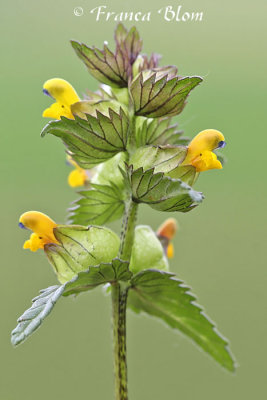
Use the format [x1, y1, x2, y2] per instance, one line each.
[217, 140, 226, 149]
[18, 222, 27, 229]
[43, 88, 53, 98]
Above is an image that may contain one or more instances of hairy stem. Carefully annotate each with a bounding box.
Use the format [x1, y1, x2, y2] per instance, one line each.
[119, 200, 138, 261]
[111, 200, 138, 400]
[111, 283, 129, 400]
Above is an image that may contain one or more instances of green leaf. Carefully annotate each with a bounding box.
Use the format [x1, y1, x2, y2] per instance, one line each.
[11, 258, 132, 344]
[114, 24, 142, 65]
[135, 117, 188, 147]
[130, 226, 169, 274]
[128, 270, 236, 371]
[130, 145, 197, 186]
[127, 165, 203, 212]
[70, 99, 123, 119]
[130, 145, 187, 172]
[11, 285, 65, 346]
[45, 225, 120, 283]
[130, 71, 202, 118]
[41, 107, 129, 169]
[84, 86, 130, 108]
[69, 152, 127, 226]
[71, 24, 142, 88]
[68, 183, 124, 226]
[63, 258, 132, 296]
[92, 151, 127, 190]
[71, 41, 128, 88]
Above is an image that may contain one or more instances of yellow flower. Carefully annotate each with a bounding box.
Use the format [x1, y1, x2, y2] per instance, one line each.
[19, 211, 59, 252]
[67, 156, 89, 187]
[157, 218, 178, 259]
[42, 78, 80, 119]
[42, 80, 88, 187]
[182, 129, 226, 172]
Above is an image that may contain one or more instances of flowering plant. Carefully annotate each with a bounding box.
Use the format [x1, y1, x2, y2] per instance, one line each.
[12, 24, 235, 400]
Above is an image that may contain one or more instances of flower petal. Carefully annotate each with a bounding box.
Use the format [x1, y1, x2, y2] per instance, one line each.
[68, 168, 87, 187]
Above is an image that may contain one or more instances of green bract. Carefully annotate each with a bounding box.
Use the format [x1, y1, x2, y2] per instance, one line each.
[41, 107, 129, 168]
[71, 24, 142, 88]
[126, 165, 203, 212]
[130, 71, 202, 118]
[69, 183, 125, 226]
[135, 116, 189, 147]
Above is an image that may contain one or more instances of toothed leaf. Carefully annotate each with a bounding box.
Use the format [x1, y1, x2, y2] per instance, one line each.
[136, 117, 187, 147]
[130, 145, 197, 186]
[63, 258, 132, 296]
[41, 107, 129, 168]
[71, 41, 128, 87]
[71, 25, 142, 87]
[127, 165, 203, 212]
[11, 285, 65, 346]
[11, 258, 132, 344]
[115, 24, 142, 64]
[130, 72, 202, 118]
[68, 183, 124, 226]
[128, 270, 236, 371]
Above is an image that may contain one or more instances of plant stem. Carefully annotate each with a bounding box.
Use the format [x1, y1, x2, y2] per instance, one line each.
[111, 199, 138, 400]
[111, 283, 129, 400]
[119, 200, 138, 261]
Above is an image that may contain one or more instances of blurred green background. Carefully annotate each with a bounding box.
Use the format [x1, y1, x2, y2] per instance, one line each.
[1, 0, 266, 399]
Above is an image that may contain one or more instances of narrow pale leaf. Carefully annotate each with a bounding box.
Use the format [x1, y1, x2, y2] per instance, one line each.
[128, 270, 236, 371]
[11, 285, 65, 346]
[11, 258, 132, 344]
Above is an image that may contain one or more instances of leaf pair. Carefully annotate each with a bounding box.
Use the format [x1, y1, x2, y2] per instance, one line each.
[11, 265, 235, 372]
